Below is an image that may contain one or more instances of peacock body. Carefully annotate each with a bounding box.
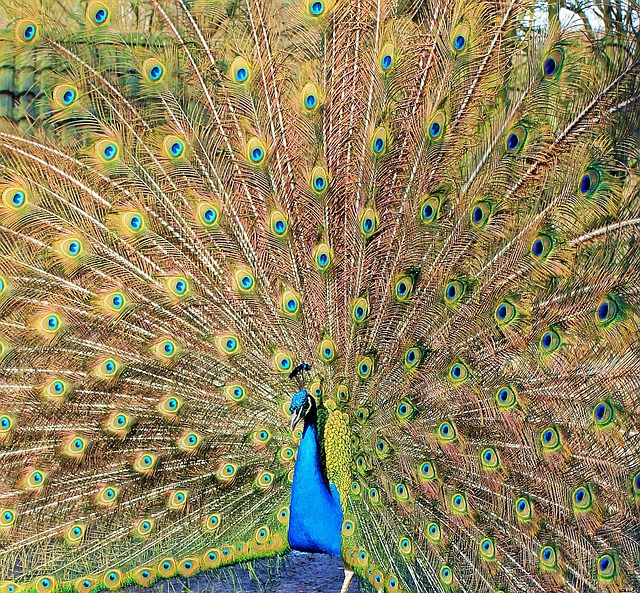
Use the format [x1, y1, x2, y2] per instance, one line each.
[0, 0, 639, 591]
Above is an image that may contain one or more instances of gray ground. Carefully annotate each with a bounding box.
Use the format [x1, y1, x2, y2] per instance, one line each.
[127, 552, 364, 593]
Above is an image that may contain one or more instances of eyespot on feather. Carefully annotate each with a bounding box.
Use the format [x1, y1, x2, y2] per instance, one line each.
[310, 166, 329, 194]
[166, 275, 190, 299]
[531, 234, 553, 260]
[152, 338, 180, 362]
[394, 275, 413, 301]
[94, 485, 120, 506]
[91, 357, 122, 381]
[495, 385, 518, 410]
[131, 518, 155, 539]
[133, 567, 156, 587]
[444, 280, 465, 305]
[269, 209, 289, 237]
[157, 394, 183, 418]
[95, 139, 120, 163]
[420, 195, 439, 224]
[225, 383, 248, 403]
[233, 268, 256, 294]
[86, 1, 110, 25]
[450, 491, 468, 514]
[428, 111, 446, 140]
[143, 58, 165, 82]
[479, 537, 496, 560]
[217, 462, 238, 482]
[579, 170, 600, 195]
[593, 400, 615, 427]
[448, 361, 469, 384]
[597, 553, 618, 581]
[42, 377, 71, 403]
[0, 509, 17, 530]
[57, 236, 85, 261]
[0, 413, 16, 442]
[437, 420, 457, 442]
[307, 0, 329, 17]
[396, 399, 416, 422]
[196, 201, 220, 228]
[53, 84, 79, 109]
[351, 296, 369, 323]
[301, 82, 322, 112]
[163, 135, 186, 159]
[571, 484, 594, 512]
[60, 433, 89, 460]
[176, 430, 202, 453]
[166, 489, 188, 510]
[157, 559, 176, 578]
[403, 346, 422, 370]
[272, 349, 294, 373]
[426, 521, 442, 543]
[505, 126, 527, 153]
[359, 207, 379, 237]
[356, 355, 374, 379]
[439, 565, 454, 586]
[203, 513, 221, 532]
[255, 471, 275, 490]
[20, 468, 48, 491]
[178, 558, 199, 578]
[75, 576, 97, 593]
[539, 545, 558, 570]
[480, 447, 501, 470]
[418, 461, 437, 482]
[35, 577, 55, 593]
[379, 43, 395, 72]
[495, 300, 517, 325]
[370, 127, 388, 156]
[16, 20, 38, 44]
[540, 425, 561, 451]
[215, 333, 242, 357]
[317, 337, 337, 363]
[539, 328, 561, 354]
[514, 496, 533, 521]
[543, 48, 564, 78]
[281, 287, 300, 317]
[131, 451, 158, 475]
[201, 550, 221, 570]
[230, 56, 251, 84]
[246, 137, 267, 165]
[470, 201, 491, 227]
[65, 523, 86, 546]
[312, 242, 333, 272]
[452, 23, 469, 53]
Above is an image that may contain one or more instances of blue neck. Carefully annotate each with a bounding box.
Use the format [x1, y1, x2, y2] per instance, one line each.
[288, 401, 343, 557]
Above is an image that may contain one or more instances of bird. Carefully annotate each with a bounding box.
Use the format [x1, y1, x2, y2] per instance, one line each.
[0, 0, 639, 591]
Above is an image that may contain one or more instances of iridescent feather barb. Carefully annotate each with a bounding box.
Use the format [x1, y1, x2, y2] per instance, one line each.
[0, 0, 640, 592]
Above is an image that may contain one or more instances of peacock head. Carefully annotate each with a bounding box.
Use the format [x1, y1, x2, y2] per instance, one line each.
[289, 390, 313, 431]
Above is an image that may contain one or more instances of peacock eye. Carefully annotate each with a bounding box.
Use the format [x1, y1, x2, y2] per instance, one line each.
[379, 44, 395, 72]
[543, 49, 564, 79]
[371, 127, 388, 156]
[428, 111, 446, 140]
[539, 328, 561, 353]
[580, 170, 599, 195]
[308, 0, 325, 16]
[495, 300, 517, 325]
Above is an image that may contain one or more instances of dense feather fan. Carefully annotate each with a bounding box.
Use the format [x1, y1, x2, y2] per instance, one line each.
[0, 0, 639, 592]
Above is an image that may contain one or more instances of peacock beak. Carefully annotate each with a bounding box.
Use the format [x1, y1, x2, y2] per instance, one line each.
[290, 407, 306, 432]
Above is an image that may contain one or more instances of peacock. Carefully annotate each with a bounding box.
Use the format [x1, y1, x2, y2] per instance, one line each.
[0, 0, 639, 591]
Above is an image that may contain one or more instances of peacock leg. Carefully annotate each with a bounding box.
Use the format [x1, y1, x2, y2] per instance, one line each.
[340, 562, 355, 593]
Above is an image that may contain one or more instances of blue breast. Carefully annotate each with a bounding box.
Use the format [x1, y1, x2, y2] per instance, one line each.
[288, 413, 343, 557]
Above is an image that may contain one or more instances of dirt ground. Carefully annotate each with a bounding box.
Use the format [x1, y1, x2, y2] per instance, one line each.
[127, 552, 363, 593]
